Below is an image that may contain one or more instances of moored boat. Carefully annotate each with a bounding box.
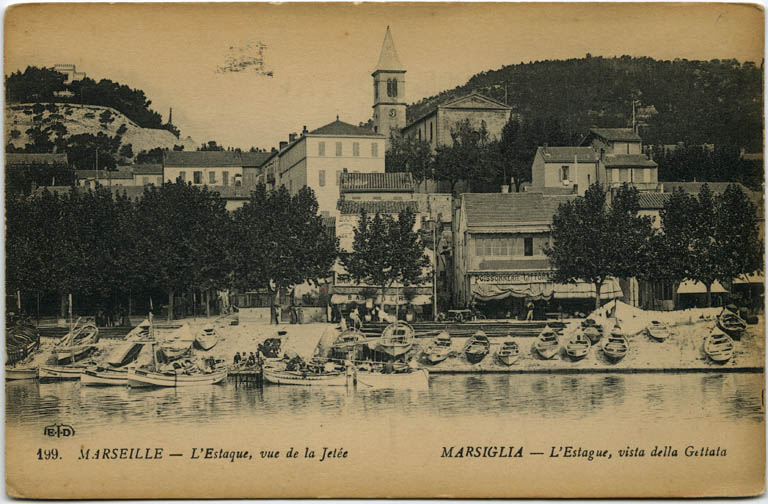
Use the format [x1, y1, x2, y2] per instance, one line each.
[159, 324, 194, 359]
[704, 328, 735, 363]
[602, 326, 629, 362]
[496, 338, 520, 366]
[534, 325, 559, 360]
[423, 331, 452, 364]
[40, 365, 88, 382]
[565, 333, 591, 361]
[355, 367, 429, 389]
[80, 366, 129, 386]
[580, 318, 603, 344]
[464, 331, 490, 364]
[331, 328, 365, 360]
[717, 310, 747, 340]
[262, 366, 349, 386]
[127, 367, 228, 388]
[646, 320, 670, 341]
[5, 367, 38, 380]
[377, 322, 415, 357]
[195, 326, 219, 351]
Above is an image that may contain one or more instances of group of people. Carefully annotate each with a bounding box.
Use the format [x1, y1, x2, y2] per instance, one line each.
[233, 351, 257, 367]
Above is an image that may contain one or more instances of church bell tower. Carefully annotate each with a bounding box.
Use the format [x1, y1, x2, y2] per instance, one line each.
[372, 26, 406, 146]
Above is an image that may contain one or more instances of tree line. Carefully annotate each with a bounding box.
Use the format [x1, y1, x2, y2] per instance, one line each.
[546, 183, 763, 310]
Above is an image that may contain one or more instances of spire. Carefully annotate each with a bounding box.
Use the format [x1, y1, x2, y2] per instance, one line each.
[374, 26, 404, 72]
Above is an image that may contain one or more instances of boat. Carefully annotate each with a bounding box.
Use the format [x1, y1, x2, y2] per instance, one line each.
[602, 326, 629, 362]
[53, 319, 99, 364]
[464, 331, 491, 364]
[534, 325, 559, 360]
[5, 367, 38, 380]
[355, 367, 429, 389]
[263, 361, 349, 386]
[377, 322, 415, 357]
[704, 328, 735, 363]
[422, 331, 452, 364]
[127, 367, 228, 388]
[496, 338, 520, 366]
[39, 365, 89, 382]
[124, 319, 154, 341]
[6, 317, 40, 365]
[80, 366, 130, 386]
[646, 320, 670, 341]
[580, 318, 603, 344]
[717, 310, 747, 340]
[330, 328, 365, 360]
[565, 333, 591, 361]
[195, 325, 219, 351]
[106, 341, 145, 367]
[159, 324, 194, 360]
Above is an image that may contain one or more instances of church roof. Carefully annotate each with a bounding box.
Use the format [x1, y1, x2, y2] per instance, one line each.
[373, 26, 405, 73]
[310, 119, 383, 137]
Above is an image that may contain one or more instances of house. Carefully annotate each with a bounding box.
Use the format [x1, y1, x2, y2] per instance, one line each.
[5, 153, 70, 192]
[339, 171, 414, 201]
[163, 151, 244, 187]
[240, 151, 271, 187]
[637, 191, 671, 230]
[258, 150, 280, 190]
[602, 153, 659, 191]
[530, 146, 600, 196]
[581, 127, 643, 155]
[132, 164, 163, 186]
[76, 169, 134, 188]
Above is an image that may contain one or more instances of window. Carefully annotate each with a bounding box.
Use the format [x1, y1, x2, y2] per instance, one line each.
[587, 174, 591, 185]
[418, 129, 422, 141]
[222, 171, 229, 186]
[475, 235, 514, 256]
[319, 170, 326, 187]
[524, 237, 533, 256]
[372, 142, 378, 157]
[209, 171, 216, 184]
[335, 142, 342, 156]
[391, 79, 397, 97]
[179, 171, 186, 182]
[374, 81, 378, 101]
[318, 142, 326, 156]
[386, 79, 392, 97]
[561, 165, 569, 181]
[353, 142, 360, 157]
[194, 171, 203, 184]
[430, 122, 433, 142]
[142, 176, 149, 185]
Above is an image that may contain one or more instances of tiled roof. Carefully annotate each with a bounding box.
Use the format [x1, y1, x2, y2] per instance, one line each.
[309, 119, 382, 137]
[603, 154, 658, 168]
[464, 193, 575, 227]
[133, 164, 163, 175]
[6, 153, 68, 165]
[538, 146, 598, 163]
[637, 192, 671, 209]
[164, 151, 243, 167]
[240, 151, 271, 167]
[589, 128, 642, 142]
[339, 172, 414, 193]
[338, 199, 419, 215]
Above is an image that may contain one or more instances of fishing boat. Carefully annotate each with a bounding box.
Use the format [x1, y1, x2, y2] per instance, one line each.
[159, 324, 194, 360]
[106, 341, 145, 367]
[6, 317, 40, 365]
[330, 328, 365, 360]
[646, 320, 670, 341]
[422, 331, 452, 364]
[565, 333, 591, 361]
[355, 367, 429, 389]
[377, 321, 415, 357]
[464, 331, 491, 364]
[496, 338, 520, 366]
[717, 310, 747, 340]
[195, 325, 219, 351]
[602, 326, 629, 362]
[5, 367, 38, 380]
[53, 319, 99, 364]
[580, 318, 603, 344]
[534, 325, 559, 360]
[127, 367, 228, 388]
[262, 362, 349, 386]
[704, 328, 735, 363]
[124, 319, 153, 341]
[39, 365, 89, 382]
[80, 366, 130, 386]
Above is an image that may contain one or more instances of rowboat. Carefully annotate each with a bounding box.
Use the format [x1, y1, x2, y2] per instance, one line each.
[580, 318, 603, 344]
[6, 318, 40, 365]
[54, 343, 98, 365]
[355, 367, 429, 389]
[534, 325, 559, 360]
[565, 333, 591, 361]
[80, 366, 130, 386]
[704, 328, 735, 363]
[602, 326, 629, 362]
[195, 326, 219, 351]
[39, 365, 89, 382]
[464, 331, 490, 364]
[646, 320, 670, 341]
[423, 331, 452, 364]
[496, 338, 520, 366]
[159, 324, 194, 360]
[53, 319, 99, 364]
[377, 322, 415, 357]
[106, 341, 145, 367]
[124, 318, 153, 341]
[262, 366, 349, 386]
[127, 367, 228, 388]
[717, 310, 747, 341]
[331, 329, 365, 359]
[5, 367, 38, 380]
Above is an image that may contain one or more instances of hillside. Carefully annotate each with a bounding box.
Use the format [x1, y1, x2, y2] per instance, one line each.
[5, 103, 197, 158]
[407, 55, 763, 152]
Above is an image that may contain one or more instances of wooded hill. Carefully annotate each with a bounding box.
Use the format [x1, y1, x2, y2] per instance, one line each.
[406, 55, 763, 152]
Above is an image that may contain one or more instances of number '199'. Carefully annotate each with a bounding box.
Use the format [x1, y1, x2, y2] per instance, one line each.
[36, 448, 59, 460]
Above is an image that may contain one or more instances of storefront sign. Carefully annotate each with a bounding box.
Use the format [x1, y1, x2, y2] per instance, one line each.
[473, 271, 553, 284]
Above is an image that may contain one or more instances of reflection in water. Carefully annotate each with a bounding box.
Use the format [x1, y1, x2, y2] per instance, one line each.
[5, 373, 764, 434]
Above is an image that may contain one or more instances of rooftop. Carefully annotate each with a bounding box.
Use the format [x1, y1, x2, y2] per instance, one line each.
[589, 128, 642, 142]
[373, 26, 405, 73]
[164, 151, 243, 168]
[339, 172, 414, 193]
[75, 169, 134, 180]
[309, 119, 382, 137]
[240, 151, 271, 167]
[537, 146, 598, 163]
[603, 154, 658, 168]
[338, 199, 419, 215]
[6, 153, 68, 165]
[637, 192, 671, 210]
[132, 164, 163, 175]
[463, 192, 575, 227]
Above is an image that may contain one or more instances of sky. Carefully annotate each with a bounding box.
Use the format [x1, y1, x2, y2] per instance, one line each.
[4, 2, 764, 150]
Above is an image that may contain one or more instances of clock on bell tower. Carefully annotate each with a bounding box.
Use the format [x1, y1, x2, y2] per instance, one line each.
[372, 26, 406, 148]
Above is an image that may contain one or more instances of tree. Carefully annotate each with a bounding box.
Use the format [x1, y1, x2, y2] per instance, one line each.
[433, 119, 490, 193]
[546, 183, 653, 310]
[63, 132, 121, 171]
[715, 184, 763, 285]
[499, 116, 527, 191]
[386, 131, 434, 188]
[119, 143, 134, 160]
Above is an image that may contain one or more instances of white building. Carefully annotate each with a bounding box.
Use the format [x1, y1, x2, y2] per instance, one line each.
[163, 151, 244, 187]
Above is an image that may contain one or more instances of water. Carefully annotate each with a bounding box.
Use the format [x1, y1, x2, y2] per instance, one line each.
[6, 373, 763, 435]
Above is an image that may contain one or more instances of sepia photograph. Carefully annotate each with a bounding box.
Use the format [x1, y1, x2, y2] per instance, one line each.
[3, 2, 765, 498]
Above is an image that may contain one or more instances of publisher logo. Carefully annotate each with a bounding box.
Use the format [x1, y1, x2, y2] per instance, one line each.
[43, 424, 75, 438]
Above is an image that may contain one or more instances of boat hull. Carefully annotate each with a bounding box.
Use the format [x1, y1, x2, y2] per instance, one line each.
[424, 350, 450, 364]
[535, 343, 559, 360]
[582, 327, 602, 344]
[602, 348, 627, 362]
[717, 320, 746, 340]
[81, 368, 129, 386]
[5, 367, 38, 380]
[497, 352, 520, 366]
[263, 368, 349, 386]
[40, 365, 87, 381]
[465, 350, 488, 364]
[376, 342, 413, 357]
[54, 344, 97, 364]
[127, 368, 227, 388]
[195, 331, 218, 351]
[355, 369, 429, 389]
[565, 345, 589, 361]
[647, 328, 669, 341]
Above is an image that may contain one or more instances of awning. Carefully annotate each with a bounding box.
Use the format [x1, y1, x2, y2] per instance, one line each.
[553, 278, 623, 300]
[676, 280, 728, 294]
[732, 274, 765, 285]
[473, 282, 553, 302]
[330, 293, 432, 306]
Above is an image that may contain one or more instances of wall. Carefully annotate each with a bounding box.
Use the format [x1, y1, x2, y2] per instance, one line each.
[537, 160, 597, 195]
[164, 166, 243, 185]
[467, 232, 551, 271]
[437, 108, 511, 148]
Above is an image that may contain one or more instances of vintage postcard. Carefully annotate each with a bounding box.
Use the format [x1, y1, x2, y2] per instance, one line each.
[4, 2, 765, 499]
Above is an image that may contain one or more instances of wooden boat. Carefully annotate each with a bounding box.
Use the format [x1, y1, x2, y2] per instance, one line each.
[717, 310, 747, 340]
[159, 324, 194, 360]
[704, 328, 735, 363]
[195, 326, 219, 351]
[377, 322, 415, 357]
[602, 326, 629, 362]
[262, 366, 349, 386]
[580, 318, 603, 344]
[106, 341, 145, 367]
[331, 329, 365, 359]
[5, 367, 38, 380]
[53, 319, 99, 364]
[355, 367, 429, 389]
[6, 318, 40, 365]
[565, 333, 591, 361]
[124, 319, 153, 341]
[423, 331, 452, 364]
[464, 331, 491, 364]
[39, 365, 89, 382]
[80, 366, 129, 386]
[646, 320, 670, 341]
[127, 367, 228, 388]
[534, 325, 559, 360]
[496, 338, 520, 366]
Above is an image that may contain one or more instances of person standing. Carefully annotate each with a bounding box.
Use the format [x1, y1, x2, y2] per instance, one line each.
[526, 300, 535, 321]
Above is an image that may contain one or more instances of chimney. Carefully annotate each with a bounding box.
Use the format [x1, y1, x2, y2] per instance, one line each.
[289, 132, 297, 143]
[279, 141, 287, 150]
[302, 125, 308, 136]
